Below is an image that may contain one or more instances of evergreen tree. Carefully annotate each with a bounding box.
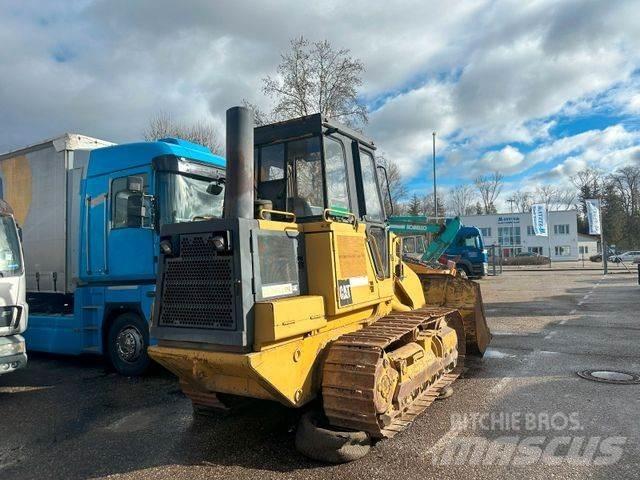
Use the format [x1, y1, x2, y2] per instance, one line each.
[407, 194, 422, 216]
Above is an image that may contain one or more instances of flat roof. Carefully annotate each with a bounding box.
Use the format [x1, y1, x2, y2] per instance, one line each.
[0, 133, 114, 160]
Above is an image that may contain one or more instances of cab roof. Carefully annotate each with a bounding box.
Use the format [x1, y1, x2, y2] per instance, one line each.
[86, 138, 225, 178]
[254, 113, 375, 149]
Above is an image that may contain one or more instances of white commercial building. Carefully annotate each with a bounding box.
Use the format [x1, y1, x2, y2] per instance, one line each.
[577, 233, 600, 258]
[460, 210, 583, 261]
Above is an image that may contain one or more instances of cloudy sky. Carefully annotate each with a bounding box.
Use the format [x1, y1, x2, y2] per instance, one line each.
[2, 0, 639, 209]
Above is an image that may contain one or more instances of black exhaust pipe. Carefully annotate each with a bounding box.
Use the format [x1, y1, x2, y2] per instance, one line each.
[224, 106, 254, 220]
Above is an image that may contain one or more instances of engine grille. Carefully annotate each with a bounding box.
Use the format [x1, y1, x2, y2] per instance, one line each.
[158, 233, 236, 330]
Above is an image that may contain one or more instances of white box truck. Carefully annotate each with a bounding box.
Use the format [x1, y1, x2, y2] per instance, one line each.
[0, 199, 28, 374]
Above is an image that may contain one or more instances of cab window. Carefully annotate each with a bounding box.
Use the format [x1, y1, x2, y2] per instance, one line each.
[257, 143, 286, 211]
[359, 149, 383, 221]
[111, 174, 151, 229]
[403, 237, 416, 254]
[289, 137, 324, 216]
[324, 137, 350, 211]
[256, 137, 325, 218]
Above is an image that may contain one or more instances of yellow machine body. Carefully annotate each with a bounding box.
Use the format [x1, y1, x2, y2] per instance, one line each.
[148, 108, 490, 437]
[149, 218, 488, 408]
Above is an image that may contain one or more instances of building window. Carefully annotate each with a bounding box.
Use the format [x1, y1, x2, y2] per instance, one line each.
[553, 224, 570, 235]
[554, 246, 571, 256]
[529, 246, 544, 255]
[502, 247, 522, 258]
[498, 226, 521, 246]
[480, 227, 491, 238]
[527, 225, 535, 235]
[579, 246, 589, 254]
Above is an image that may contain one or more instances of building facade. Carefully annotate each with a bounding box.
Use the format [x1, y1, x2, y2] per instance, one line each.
[577, 233, 600, 257]
[460, 210, 580, 261]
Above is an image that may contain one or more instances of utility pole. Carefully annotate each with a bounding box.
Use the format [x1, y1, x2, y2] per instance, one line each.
[432, 131, 437, 219]
[600, 197, 608, 275]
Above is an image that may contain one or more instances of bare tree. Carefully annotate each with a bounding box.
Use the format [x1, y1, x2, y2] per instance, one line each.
[144, 112, 223, 154]
[610, 165, 640, 216]
[512, 191, 533, 212]
[570, 168, 603, 195]
[556, 189, 576, 210]
[422, 193, 446, 218]
[247, 36, 368, 127]
[377, 154, 407, 214]
[474, 172, 504, 214]
[447, 184, 476, 216]
[535, 185, 559, 211]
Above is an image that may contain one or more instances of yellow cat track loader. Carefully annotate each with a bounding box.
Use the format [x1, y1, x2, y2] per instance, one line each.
[148, 107, 490, 459]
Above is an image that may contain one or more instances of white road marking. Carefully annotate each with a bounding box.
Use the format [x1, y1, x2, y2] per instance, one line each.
[490, 376, 514, 394]
[483, 348, 516, 359]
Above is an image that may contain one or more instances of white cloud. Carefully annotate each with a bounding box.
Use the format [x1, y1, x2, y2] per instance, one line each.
[478, 146, 524, 173]
[0, 0, 638, 195]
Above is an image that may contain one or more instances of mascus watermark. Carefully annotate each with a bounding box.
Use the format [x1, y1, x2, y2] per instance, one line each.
[428, 412, 626, 466]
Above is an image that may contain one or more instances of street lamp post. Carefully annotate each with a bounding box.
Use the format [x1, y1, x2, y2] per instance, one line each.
[432, 131, 437, 219]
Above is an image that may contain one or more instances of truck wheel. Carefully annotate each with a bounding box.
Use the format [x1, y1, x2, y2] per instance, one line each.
[295, 411, 371, 463]
[457, 264, 470, 279]
[107, 312, 151, 377]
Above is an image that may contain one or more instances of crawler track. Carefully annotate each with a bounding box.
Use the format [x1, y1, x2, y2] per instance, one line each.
[322, 306, 466, 438]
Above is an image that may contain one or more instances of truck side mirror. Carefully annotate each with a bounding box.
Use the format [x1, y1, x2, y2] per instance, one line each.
[207, 179, 224, 195]
[127, 176, 144, 193]
[126, 194, 144, 228]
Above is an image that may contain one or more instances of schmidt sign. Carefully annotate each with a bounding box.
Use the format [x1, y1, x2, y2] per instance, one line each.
[497, 216, 520, 224]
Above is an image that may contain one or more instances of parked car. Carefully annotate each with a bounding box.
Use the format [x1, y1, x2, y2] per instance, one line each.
[590, 248, 617, 262]
[515, 252, 541, 257]
[608, 251, 640, 264]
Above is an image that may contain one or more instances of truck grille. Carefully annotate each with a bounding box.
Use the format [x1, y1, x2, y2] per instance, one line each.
[158, 233, 236, 330]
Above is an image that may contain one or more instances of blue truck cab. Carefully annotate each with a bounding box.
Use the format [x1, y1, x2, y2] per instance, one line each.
[22, 138, 225, 375]
[445, 225, 488, 278]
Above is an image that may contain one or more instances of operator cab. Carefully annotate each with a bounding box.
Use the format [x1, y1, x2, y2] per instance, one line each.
[254, 114, 390, 275]
[254, 114, 386, 223]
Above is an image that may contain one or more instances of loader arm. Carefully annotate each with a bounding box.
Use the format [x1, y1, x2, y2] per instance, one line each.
[388, 216, 461, 263]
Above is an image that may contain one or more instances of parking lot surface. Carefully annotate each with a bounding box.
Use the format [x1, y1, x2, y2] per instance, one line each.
[2, 270, 639, 479]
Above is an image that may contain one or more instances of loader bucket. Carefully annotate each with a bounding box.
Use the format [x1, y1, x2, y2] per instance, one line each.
[416, 271, 491, 356]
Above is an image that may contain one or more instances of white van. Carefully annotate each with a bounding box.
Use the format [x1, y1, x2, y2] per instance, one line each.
[0, 199, 28, 374]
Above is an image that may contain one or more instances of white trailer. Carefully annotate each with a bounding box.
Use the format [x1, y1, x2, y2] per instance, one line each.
[0, 134, 113, 295]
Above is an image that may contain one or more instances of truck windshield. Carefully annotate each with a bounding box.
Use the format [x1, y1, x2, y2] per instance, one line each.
[462, 234, 483, 250]
[158, 172, 225, 226]
[0, 215, 22, 277]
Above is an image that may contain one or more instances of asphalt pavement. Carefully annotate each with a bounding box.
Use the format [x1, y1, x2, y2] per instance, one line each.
[1, 269, 639, 479]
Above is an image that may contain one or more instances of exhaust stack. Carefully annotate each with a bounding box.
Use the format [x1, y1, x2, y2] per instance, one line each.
[224, 106, 254, 220]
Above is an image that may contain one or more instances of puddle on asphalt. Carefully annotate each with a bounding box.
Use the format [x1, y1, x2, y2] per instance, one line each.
[483, 348, 517, 358]
[104, 408, 191, 434]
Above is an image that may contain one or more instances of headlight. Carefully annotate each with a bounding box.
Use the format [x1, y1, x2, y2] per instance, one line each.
[212, 235, 226, 251]
[159, 240, 173, 256]
[0, 337, 25, 357]
[0, 306, 18, 328]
